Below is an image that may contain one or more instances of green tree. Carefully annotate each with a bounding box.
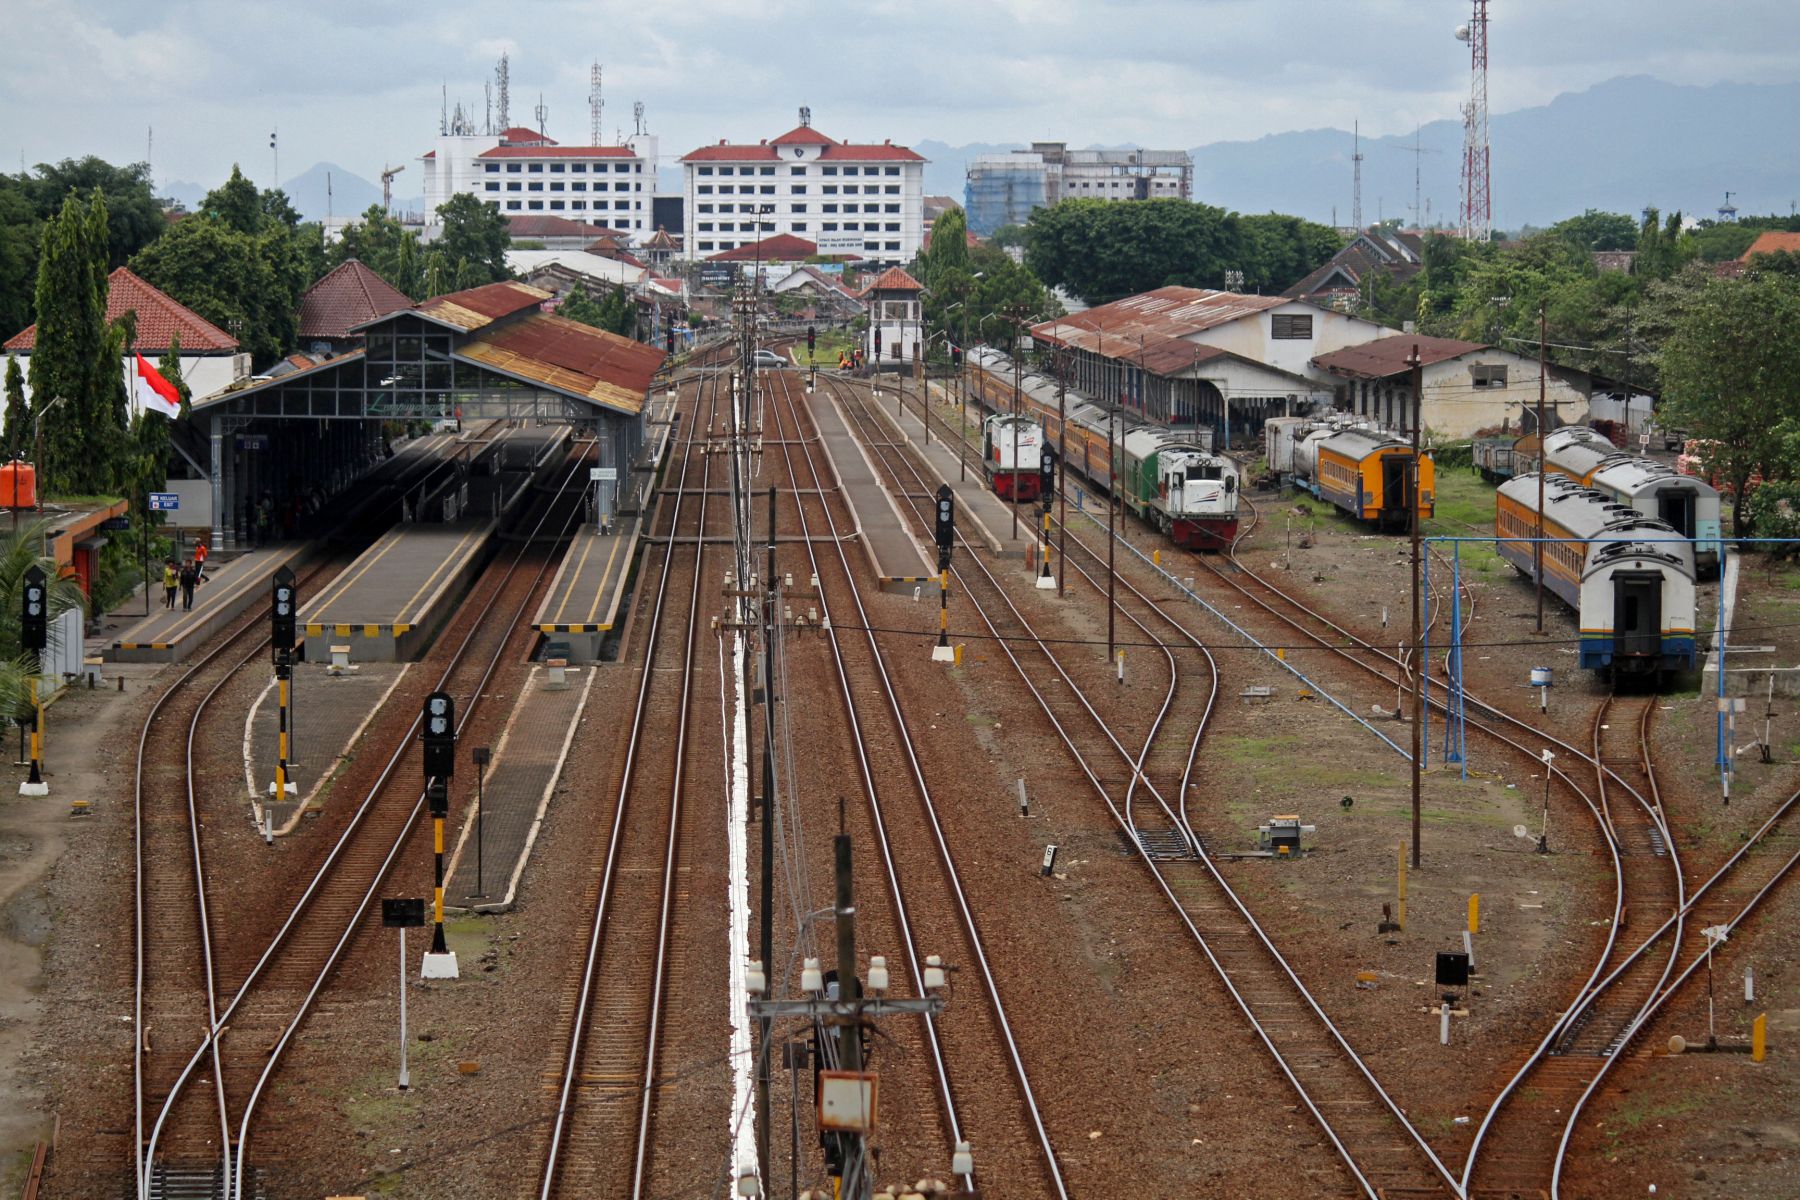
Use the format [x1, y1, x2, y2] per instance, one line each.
[427, 194, 511, 289]
[29, 189, 116, 494]
[1659, 275, 1800, 534]
[200, 165, 263, 235]
[331, 205, 426, 297]
[917, 206, 970, 288]
[2, 355, 25, 458]
[1548, 209, 1638, 252]
[559, 283, 637, 337]
[22, 158, 162, 267]
[990, 223, 1028, 249]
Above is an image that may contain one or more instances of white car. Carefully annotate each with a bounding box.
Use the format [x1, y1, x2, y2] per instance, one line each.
[753, 349, 791, 369]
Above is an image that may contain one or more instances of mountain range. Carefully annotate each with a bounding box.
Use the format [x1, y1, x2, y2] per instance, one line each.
[160, 76, 1800, 233]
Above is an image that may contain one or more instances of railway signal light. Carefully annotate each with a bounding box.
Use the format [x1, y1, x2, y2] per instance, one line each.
[873, 325, 882, 360]
[806, 325, 817, 354]
[421, 691, 456, 779]
[934, 485, 955, 570]
[665, 325, 676, 356]
[20, 565, 46, 653]
[1039, 447, 1056, 512]
[271, 565, 297, 652]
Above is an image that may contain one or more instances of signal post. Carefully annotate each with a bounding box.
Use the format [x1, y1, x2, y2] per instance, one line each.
[268, 566, 298, 799]
[932, 485, 956, 662]
[420, 691, 459, 979]
[19, 565, 48, 796]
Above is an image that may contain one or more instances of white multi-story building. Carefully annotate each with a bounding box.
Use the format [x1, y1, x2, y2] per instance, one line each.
[679, 116, 926, 264]
[421, 126, 659, 236]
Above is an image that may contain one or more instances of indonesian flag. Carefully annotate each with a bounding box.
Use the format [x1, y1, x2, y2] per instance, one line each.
[132, 352, 182, 418]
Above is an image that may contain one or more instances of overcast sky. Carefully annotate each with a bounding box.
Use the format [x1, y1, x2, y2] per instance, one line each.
[7, 0, 1799, 190]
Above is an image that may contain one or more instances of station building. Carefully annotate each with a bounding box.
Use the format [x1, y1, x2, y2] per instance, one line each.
[4, 266, 251, 407]
[679, 114, 926, 264]
[1312, 334, 1590, 440]
[190, 280, 664, 551]
[1029, 287, 1398, 449]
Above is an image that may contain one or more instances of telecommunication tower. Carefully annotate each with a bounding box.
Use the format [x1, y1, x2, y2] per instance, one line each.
[496, 53, 511, 132]
[589, 62, 604, 146]
[1456, 0, 1491, 242]
[1352, 120, 1364, 231]
[535, 94, 548, 139]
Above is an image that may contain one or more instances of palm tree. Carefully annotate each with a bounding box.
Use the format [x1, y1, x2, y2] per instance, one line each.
[0, 519, 88, 721]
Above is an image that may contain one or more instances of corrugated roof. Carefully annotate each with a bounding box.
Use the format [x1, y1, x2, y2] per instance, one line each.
[458, 312, 663, 415]
[414, 281, 551, 332]
[1311, 334, 1487, 380]
[706, 234, 819, 262]
[298, 260, 414, 340]
[1031, 287, 1283, 372]
[5, 266, 239, 354]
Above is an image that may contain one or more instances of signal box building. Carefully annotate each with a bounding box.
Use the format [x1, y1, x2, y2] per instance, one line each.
[860, 267, 924, 368]
[190, 281, 664, 552]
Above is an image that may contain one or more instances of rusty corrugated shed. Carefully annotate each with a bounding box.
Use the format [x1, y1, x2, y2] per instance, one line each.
[1312, 334, 1485, 380]
[415, 282, 552, 332]
[1031, 287, 1283, 376]
[459, 313, 663, 415]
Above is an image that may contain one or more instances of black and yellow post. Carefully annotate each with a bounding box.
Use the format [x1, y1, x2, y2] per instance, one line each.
[268, 567, 298, 804]
[19, 565, 48, 796]
[420, 691, 460, 979]
[932, 485, 955, 662]
[1036, 447, 1057, 590]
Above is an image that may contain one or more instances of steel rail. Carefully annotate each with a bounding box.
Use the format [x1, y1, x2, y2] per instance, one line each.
[131, 558, 337, 1200]
[139, 444, 594, 1197]
[776, 372, 1066, 1196]
[826, 373, 1463, 1198]
[538, 371, 715, 1198]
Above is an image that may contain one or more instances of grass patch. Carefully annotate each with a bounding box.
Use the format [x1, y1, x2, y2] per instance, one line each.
[1208, 733, 1399, 790]
[1608, 1089, 1707, 1135]
[793, 331, 857, 367]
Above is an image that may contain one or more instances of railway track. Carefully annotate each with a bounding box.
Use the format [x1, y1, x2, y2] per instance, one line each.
[772, 371, 1067, 1195]
[825, 373, 1463, 1198]
[137, 443, 595, 1200]
[536, 371, 719, 1198]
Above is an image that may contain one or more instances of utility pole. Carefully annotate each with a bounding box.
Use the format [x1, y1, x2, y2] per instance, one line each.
[1056, 351, 1068, 596]
[757, 485, 777, 1181]
[1107, 403, 1118, 665]
[1408, 345, 1424, 869]
[1536, 302, 1548, 635]
[1011, 311, 1024, 542]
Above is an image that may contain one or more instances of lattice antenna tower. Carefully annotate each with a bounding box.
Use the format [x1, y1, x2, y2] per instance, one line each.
[535, 93, 548, 139]
[589, 62, 604, 146]
[1352, 120, 1364, 230]
[1456, 0, 1491, 241]
[799, 105, 812, 128]
[633, 101, 646, 137]
[496, 53, 510, 132]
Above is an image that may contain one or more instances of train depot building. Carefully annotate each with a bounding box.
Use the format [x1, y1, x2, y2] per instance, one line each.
[1312, 333, 1590, 440]
[191, 280, 663, 552]
[1028, 287, 1396, 450]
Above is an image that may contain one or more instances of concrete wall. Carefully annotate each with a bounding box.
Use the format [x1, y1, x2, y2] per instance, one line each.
[684, 153, 925, 264]
[1189, 303, 1398, 384]
[10, 353, 248, 414]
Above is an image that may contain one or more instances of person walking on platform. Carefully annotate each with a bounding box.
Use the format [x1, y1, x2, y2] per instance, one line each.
[161, 560, 179, 610]
[178, 559, 200, 611]
[193, 537, 208, 573]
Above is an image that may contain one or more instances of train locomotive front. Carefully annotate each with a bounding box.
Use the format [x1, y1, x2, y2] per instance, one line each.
[982, 413, 1047, 503]
[1496, 473, 1697, 679]
[1115, 427, 1239, 550]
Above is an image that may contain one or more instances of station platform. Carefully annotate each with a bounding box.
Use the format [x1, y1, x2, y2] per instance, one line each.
[244, 659, 409, 833]
[443, 660, 593, 911]
[808, 386, 933, 591]
[106, 542, 316, 663]
[531, 514, 640, 662]
[300, 424, 573, 662]
[873, 379, 1034, 559]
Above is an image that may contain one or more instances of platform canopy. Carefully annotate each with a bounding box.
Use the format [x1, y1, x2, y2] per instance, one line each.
[193, 281, 666, 424]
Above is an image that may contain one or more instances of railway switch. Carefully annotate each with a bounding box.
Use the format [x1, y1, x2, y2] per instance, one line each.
[1257, 815, 1315, 855]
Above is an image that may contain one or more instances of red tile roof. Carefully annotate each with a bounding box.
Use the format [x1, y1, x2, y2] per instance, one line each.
[682, 143, 781, 163]
[770, 125, 838, 146]
[643, 227, 680, 250]
[458, 312, 665, 414]
[705, 234, 819, 262]
[583, 238, 646, 268]
[1741, 231, 1800, 261]
[506, 215, 628, 239]
[859, 266, 924, 294]
[681, 136, 923, 163]
[1312, 334, 1486, 379]
[500, 127, 557, 145]
[820, 143, 924, 162]
[412, 281, 551, 332]
[4, 266, 238, 354]
[298, 259, 414, 341]
[478, 145, 638, 159]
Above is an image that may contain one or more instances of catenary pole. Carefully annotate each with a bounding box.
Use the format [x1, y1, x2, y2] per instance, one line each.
[1409, 344, 1424, 869]
[1536, 301, 1548, 635]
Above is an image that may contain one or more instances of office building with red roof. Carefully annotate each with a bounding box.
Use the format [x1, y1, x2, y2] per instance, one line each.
[422, 121, 657, 238]
[679, 111, 927, 264]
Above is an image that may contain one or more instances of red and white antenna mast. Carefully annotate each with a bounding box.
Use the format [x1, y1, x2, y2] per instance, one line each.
[1456, 0, 1491, 241]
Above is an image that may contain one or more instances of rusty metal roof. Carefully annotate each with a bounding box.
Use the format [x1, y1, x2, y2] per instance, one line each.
[1031, 287, 1284, 375]
[1311, 334, 1486, 380]
[458, 312, 664, 415]
[414, 281, 552, 332]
